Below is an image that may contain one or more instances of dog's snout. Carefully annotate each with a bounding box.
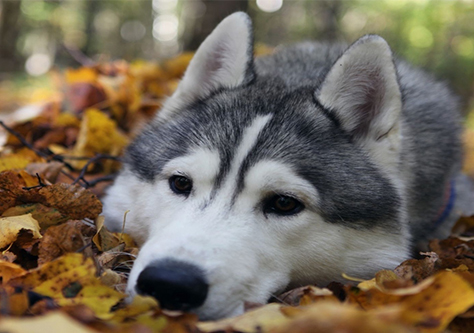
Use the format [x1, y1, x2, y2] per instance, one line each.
[136, 259, 208, 311]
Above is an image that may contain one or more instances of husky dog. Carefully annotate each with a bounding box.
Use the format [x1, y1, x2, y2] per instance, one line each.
[103, 12, 463, 319]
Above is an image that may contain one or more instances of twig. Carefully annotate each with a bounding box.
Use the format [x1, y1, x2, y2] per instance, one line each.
[22, 173, 47, 190]
[0, 120, 49, 159]
[0, 120, 76, 171]
[86, 174, 116, 188]
[72, 154, 120, 187]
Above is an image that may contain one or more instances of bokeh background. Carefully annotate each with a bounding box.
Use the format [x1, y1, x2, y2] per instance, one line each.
[1, 0, 474, 114]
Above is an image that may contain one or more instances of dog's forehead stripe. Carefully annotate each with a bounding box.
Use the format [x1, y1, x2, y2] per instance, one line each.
[214, 114, 273, 199]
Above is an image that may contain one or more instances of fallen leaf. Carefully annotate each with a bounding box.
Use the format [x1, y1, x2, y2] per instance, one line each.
[93, 216, 120, 252]
[198, 303, 286, 332]
[272, 302, 416, 333]
[38, 221, 86, 265]
[9, 253, 124, 318]
[0, 285, 29, 316]
[73, 108, 127, 160]
[2, 203, 69, 229]
[347, 271, 474, 333]
[38, 183, 103, 220]
[25, 161, 64, 183]
[0, 311, 96, 333]
[394, 252, 440, 283]
[0, 214, 42, 249]
[0, 260, 27, 282]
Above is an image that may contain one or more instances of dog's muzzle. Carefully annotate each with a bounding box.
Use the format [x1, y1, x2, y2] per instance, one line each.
[135, 259, 209, 311]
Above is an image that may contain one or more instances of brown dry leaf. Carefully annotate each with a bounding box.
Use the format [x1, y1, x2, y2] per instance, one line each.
[347, 271, 474, 333]
[93, 216, 120, 252]
[275, 303, 416, 333]
[99, 268, 126, 289]
[0, 311, 96, 333]
[38, 183, 102, 220]
[0, 260, 27, 282]
[0, 214, 42, 249]
[1, 250, 17, 262]
[25, 161, 64, 183]
[65, 67, 107, 113]
[3, 175, 100, 221]
[394, 252, 440, 283]
[2, 203, 69, 229]
[38, 221, 86, 265]
[358, 270, 401, 291]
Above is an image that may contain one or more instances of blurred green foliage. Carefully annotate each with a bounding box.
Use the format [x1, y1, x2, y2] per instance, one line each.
[1, 0, 473, 113]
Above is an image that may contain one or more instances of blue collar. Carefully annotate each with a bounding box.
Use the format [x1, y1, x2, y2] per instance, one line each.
[433, 180, 456, 229]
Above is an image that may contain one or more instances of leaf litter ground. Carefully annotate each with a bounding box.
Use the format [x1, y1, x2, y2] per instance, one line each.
[1, 54, 474, 333]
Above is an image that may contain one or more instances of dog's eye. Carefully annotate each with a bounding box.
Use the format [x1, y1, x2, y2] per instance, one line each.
[264, 195, 304, 216]
[169, 176, 193, 196]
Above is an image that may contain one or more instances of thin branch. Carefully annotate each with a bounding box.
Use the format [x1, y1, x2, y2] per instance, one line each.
[0, 120, 76, 171]
[86, 174, 116, 188]
[72, 154, 120, 187]
[0, 120, 49, 159]
[22, 173, 47, 190]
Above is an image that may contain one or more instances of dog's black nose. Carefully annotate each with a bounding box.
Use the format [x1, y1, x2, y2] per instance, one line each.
[136, 259, 208, 311]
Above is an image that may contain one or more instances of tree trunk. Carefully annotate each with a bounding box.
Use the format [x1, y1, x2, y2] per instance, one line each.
[183, 0, 248, 51]
[0, 0, 23, 72]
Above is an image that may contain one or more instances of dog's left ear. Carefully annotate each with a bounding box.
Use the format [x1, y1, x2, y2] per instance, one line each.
[159, 12, 254, 120]
[316, 35, 402, 172]
[316, 35, 402, 143]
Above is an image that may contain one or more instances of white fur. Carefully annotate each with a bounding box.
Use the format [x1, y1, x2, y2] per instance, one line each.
[103, 119, 410, 319]
[102, 26, 412, 320]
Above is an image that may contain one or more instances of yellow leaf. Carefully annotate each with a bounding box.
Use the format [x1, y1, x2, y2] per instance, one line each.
[11, 253, 124, 318]
[65, 67, 98, 84]
[0, 214, 42, 249]
[358, 270, 400, 291]
[198, 303, 287, 332]
[348, 271, 474, 333]
[54, 113, 81, 127]
[0, 260, 26, 283]
[272, 302, 416, 333]
[0, 154, 31, 172]
[55, 285, 125, 319]
[0, 311, 96, 333]
[110, 295, 159, 322]
[15, 253, 95, 289]
[73, 108, 127, 160]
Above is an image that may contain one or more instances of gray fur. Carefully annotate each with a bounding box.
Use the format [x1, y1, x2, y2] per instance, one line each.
[104, 13, 465, 319]
[126, 41, 461, 244]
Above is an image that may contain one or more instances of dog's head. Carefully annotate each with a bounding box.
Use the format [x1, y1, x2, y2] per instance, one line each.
[103, 12, 410, 319]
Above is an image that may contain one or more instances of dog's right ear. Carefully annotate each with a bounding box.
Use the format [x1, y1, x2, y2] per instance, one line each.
[158, 12, 254, 120]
